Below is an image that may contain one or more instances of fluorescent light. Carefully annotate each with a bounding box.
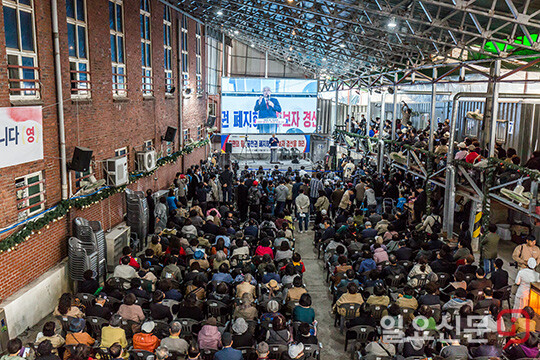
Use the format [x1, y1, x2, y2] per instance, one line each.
[388, 18, 397, 28]
[217, 10, 223, 16]
[339, 43, 346, 48]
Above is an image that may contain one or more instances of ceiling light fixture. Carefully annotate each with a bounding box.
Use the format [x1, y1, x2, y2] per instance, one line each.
[322, 57, 327, 61]
[234, 30, 239, 35]
[339, 43, 346, 48]
[388, 17, 397, 28]
[217, 10, 223, 16]
[251, 44, 255, 48]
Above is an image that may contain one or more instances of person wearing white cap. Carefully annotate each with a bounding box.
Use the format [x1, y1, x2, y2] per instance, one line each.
[514, 257, 540, 311]
[455, 142, 468, 160]
[288, 342, 305, 359]
[133, 321, 160, 352]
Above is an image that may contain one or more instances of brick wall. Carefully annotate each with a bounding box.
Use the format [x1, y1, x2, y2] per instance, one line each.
[0, 0, 207, 299]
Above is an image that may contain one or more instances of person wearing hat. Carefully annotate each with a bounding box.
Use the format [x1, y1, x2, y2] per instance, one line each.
[455, 142, 468, 160]
[198, 317, 221, 350]
[133, 321, 160, 352]
[287, 343, 305, 359]
[189, 249, 209, 270]
[514, 257, 540, 311]
[248, 181, 262, 215]
[513, 236, 540, 269]
[231, 318, 255, 348]
[64, 319, 94, 359]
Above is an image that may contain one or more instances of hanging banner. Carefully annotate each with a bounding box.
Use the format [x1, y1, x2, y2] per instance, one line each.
[0, 106, 43, 169]
[221, 134, 310, 153]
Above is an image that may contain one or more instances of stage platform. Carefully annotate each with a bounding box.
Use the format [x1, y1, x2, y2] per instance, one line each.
[235, 158, 315, 172]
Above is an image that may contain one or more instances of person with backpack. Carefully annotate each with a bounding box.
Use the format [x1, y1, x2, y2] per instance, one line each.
[417, 210, 442, 235]
[248, 181, 262, 217]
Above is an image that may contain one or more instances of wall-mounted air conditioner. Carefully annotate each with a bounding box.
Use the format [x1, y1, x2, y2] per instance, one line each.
[136, 150, 156, 172]
[105, 156, 128, 186]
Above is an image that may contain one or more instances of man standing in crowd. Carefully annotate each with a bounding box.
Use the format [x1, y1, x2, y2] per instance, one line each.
[219, 164, 234, 204]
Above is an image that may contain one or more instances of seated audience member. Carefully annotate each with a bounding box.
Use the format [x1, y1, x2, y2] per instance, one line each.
[35, 322, 65, 355]
[214, 332, 242, 360]
[100, 315, 128, 351]
[198, 317, 222, 350]
[54, 293, 84, 318]
[133, 321, 160, 352]
[160, 321, 189, 355]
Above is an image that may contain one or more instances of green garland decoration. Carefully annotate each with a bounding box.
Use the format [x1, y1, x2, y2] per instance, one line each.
[0, 139, 209, 254]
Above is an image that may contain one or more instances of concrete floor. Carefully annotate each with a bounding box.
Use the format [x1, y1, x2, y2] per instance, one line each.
[294, 229, 347, 359]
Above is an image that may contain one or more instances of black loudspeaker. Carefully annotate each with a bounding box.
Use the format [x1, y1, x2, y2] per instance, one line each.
[70, 146, 93, 172]
[162, 126, 177, 142]
[225, 143, 233, 153]
[329, 145, 337, 156]
[206, 115, 216, 127]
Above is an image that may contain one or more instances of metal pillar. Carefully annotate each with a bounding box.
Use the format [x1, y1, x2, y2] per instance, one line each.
[378, 92, 386, 173]
[348, 90, 352, 132]
[265, 51, 268, 78]
[332, 85, 339, 132]
[429, 68, 437, 152]
[488, 60, 501, 157]
[392, 74, 398, 142]
[221, 32, 226, 76]
[366, 89, 372, 137]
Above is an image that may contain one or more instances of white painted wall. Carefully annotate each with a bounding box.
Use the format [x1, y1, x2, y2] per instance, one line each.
[1, 259, 71, 337]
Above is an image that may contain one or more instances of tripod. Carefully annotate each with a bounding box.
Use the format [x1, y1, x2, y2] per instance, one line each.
[239, 130, 257, 164]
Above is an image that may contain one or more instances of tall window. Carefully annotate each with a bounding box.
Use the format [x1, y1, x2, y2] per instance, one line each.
[195, 23, 202, 95]
[110, 0, 126, 96]
[206, 28, 221, 95]
[140, 0, 152, 96]
[163, 6, 172, 93]
[15, 171, 45, 221]
[3, 0, 39, 99]
[66, 0, 90, 97]
[180, 15, 188, 89]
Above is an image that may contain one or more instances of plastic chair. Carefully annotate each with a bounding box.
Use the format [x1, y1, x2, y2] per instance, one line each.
[176, 318, 199, 339]
[344, 325, 376, 352]
[335, 303, 362, 332]
[303, 344, 320, 360]
[86, 316, 108, 339]
[76, 293, 95, 309]
[130, 349, 155, 360]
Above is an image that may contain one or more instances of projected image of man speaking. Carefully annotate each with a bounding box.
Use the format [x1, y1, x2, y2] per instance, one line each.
[254, 86, 282, 134]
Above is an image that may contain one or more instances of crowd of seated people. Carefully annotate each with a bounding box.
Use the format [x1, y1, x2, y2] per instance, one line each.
[312, 158, 540, 359]
[5, 164, 329, 360]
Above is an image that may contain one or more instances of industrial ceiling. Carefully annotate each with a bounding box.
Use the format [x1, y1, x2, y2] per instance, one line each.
[171, 0, 540, 83]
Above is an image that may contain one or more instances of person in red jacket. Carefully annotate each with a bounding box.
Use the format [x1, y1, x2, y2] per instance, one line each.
[120, 246, 140, 270]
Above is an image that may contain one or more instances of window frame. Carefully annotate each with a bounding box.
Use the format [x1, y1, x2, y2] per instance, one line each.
[15, 170, 45, 221]
[140, 0, 153, 96]
[144, 139, 153, 151]
[181, 15, 189, 90]
[115, 147, 127, 157]
[163, 5, 173, 94]
[66, 0, 91, 98]
[195, 22, 202, 95]
[110, 0, 127, 97]
[3, 0, 40, 100]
